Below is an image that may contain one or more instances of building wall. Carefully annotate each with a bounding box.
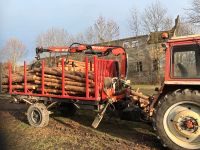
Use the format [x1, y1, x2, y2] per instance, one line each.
[101, 35, 164, 84]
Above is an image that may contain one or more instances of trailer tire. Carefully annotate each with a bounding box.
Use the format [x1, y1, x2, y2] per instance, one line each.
[27, 103, 49, 128]
[153, 89, 200, 150]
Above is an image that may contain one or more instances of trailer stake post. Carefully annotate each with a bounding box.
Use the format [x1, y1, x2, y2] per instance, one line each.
[85, 57, 89, 98]
[9, 63, 12, 94]
[24, 61, 27, 93]
[62, 58, 65, 96]
[42, 60, 45, 95]
[94, 56, 98, 99]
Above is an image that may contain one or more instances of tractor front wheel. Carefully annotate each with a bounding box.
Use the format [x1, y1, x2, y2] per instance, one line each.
[154, 89, 200, 150]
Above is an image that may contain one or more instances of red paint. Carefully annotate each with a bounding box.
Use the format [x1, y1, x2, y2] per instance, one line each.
[94, 56, 99, 100]
[85, 57, 89, 98]
[164, 36, 200, 83]
[42, 60, 45, 94]
[9, 63, 12, 94]
[24, 61, 27, 93]
[11, 91, 98, 101]
[7, 54, 127, 102]
[62, 58, 65, 96]
[185, 120, 194, 129]
[37, 44, 127, 79]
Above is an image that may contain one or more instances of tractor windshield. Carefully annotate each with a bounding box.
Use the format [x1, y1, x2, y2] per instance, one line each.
[171, 44, 200, 78]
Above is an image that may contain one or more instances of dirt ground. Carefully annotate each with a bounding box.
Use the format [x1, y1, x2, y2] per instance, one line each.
[0, 87, 165, 150]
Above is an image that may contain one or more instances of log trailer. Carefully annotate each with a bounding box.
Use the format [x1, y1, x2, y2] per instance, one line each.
[0, 35, 200, 150]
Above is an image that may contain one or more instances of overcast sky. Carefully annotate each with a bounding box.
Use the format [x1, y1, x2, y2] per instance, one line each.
[0, 0, 190, 61]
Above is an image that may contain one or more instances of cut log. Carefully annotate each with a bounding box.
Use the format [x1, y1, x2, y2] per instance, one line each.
[2, 75, 38, 84]
[65, 85, 94, 93]
[33, 79, 94, 88]
[2, 84, 38, 90]
[33, 68, 93, 83]
[33, 81, 94, 93]
[54, 67, 94, 79]
[34, 73, 76, 82]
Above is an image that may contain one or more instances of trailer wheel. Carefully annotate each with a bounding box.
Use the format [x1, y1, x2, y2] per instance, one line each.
[27, 103, 49, 127]
[154, 89, 200, 150]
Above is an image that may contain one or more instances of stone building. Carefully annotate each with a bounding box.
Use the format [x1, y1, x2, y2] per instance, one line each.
[99, 35, 159, 84]
[100, 31, 178, 84]
[99, 16, 180, 84]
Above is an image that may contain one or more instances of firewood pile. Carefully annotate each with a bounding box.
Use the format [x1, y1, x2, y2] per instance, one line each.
[57, 58, 94, 72]
[1, 59, 95, 96]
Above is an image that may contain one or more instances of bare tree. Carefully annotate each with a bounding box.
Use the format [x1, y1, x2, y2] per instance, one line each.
[1, 38, 26, 71]
[84, 26, 96, 44]
[140, 1, 174, 83]
[142, 0, 173, 33]
[129, 7, 141, 36]
[106, 19, 120, 41]
[94, 16, 107, 43]
[94, 16, 120, 43]
[162, 17, 174, 31]
[71, 16, 119, 44]
[187, 0, 200, 25]
[36, 28, 71, 47]
[176, 17, 197, 36]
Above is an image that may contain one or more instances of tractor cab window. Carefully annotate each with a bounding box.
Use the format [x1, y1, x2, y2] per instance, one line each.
[172, 44, 200, 78]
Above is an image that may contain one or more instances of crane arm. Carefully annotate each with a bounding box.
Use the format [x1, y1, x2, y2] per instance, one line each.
[35, 43, 127, 79]
[36, 43, 126, 58]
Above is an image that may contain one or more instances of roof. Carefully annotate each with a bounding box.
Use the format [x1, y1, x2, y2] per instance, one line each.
[170, 34, 200, 40]
[96, 35, 148, 46]
[167, 34, 200, 43]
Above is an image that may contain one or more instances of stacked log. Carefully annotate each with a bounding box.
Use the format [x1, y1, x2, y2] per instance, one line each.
[57, 58, 94, 72]
[1, 64, 95, 96]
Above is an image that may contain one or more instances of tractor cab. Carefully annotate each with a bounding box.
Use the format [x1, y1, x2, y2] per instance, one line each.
[164, 35, 200, 85]
[153, 35, 200, 150]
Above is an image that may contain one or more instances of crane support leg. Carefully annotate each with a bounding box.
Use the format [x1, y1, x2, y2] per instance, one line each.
[92, 99, 112, 128]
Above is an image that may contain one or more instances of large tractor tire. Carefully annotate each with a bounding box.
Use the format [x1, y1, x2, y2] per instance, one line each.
[154, 89, 200, 150]
[27, 103, 49, 127]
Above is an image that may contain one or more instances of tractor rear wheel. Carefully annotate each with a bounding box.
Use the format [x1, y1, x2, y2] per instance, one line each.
[27, 103, 49, 127]
[154, 89, 200, 150]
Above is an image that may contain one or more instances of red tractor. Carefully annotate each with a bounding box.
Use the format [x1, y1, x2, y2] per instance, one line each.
[0, 35, 199, 150]
[152, 35, 200, 150]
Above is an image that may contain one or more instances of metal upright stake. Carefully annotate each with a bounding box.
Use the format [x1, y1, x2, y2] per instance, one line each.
[24, 61, 27, 93]
[85, 57, 89, 98]
[94, 56, 98, 99]
[62, 58, 65, 96]
[42, 60, 45, 95]
[9, 63, 12, 94]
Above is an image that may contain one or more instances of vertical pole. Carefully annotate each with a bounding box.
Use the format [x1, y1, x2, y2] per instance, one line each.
[42, 60, 45, 95]
[94, 56, 98, 99]
[85, 57, 89, 98]
[62, 58, 65, 96]
[24, 61, 27, 93]
[0, 63, 2, 93]
[9, 63, 12, 94]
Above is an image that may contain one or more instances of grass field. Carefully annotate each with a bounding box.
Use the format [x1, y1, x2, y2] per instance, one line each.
[0, 86, 163, 150]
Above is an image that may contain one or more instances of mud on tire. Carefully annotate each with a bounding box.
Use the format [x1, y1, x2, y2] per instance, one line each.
[27, 103, 49, 127]
[153, 89, 200, 150]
